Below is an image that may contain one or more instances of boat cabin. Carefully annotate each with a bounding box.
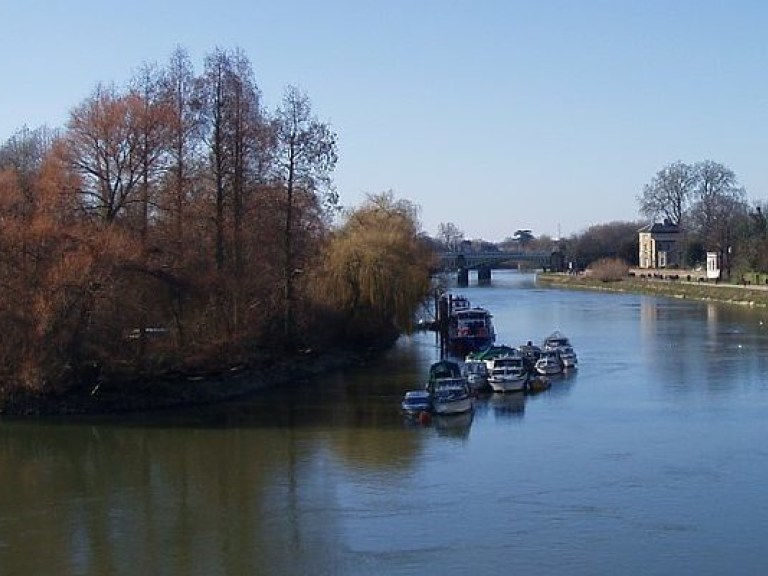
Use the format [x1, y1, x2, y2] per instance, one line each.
[452, 308, 493, 338]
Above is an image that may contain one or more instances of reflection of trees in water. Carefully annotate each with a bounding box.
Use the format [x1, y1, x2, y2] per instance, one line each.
[324, 426, 425, 470]
[0, 423, 351, 575]
[641, 298, 768, 396]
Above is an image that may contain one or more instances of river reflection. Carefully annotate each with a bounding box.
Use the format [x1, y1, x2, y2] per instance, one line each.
[3, 271, 768, 575]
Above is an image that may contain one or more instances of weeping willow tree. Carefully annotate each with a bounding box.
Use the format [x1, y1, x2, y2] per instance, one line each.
[315, 192, 434, 342]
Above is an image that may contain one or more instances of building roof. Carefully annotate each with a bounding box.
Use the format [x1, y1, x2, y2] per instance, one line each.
[639, 220, 682, 234]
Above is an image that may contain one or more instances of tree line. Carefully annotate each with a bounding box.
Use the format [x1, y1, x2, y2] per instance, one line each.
[569, 160, 766, 275]
[0, 47, 434, 398]
[435, 159, 765, 277]
[637, 160, 749, 267]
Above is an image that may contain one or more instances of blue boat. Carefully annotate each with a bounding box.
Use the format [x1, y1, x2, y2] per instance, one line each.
[401, 390, 432, 414]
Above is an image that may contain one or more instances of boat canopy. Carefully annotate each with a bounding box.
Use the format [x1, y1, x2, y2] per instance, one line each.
[429, 360, 462, 381]
[544, 331, 570, 348]
[466, 345, 518, 361]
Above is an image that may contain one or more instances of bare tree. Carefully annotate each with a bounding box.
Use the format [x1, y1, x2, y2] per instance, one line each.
[689, 160, 746, 233]
[199, 49, 231, 270]
[129, 62, 173, 239]
[688, 160, 748, 277]
[566, 221, 643, 268]
[273, 85, 338, 345]
[224, 49, 265, 279]
[637, 161, 695, 226]
[437, 222, 464, 251]
[160, 46, 202, 260]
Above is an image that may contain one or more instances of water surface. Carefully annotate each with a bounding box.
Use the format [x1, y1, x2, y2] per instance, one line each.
[2, 271, 768, 575]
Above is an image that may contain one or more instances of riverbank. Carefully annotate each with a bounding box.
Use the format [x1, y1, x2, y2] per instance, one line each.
[0, 345, 380, 418]
[536, 272, 768, 308]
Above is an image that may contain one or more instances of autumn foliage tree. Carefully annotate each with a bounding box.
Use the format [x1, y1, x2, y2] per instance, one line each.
[0, 47, 432, 402]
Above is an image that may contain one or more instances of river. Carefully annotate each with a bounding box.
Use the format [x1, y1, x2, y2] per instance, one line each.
[2, 270, 768, 576]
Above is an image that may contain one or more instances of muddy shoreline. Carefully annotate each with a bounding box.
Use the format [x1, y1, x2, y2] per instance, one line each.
[0, 346, 377, 418]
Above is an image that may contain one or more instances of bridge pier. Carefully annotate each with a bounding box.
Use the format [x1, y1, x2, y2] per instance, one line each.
[477, 267, 492, 285]
[457, 268, 469, 287]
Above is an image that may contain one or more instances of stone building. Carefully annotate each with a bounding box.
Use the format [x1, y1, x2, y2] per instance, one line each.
[638, 221, 684, 269]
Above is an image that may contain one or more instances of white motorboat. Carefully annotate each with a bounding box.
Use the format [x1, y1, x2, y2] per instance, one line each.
[534, 349, 563, 376]
[487, 355, 527, 392]
[463, 358, 489, 391]
[557, 345, 578, 369]
[542, 331, 577, 369]
[426, 365, 474, 415]
[543, 330, 571, 350]
[429, 378, 474, 414]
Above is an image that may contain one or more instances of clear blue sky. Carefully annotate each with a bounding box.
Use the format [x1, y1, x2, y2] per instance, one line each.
[2, 0, 767, 241]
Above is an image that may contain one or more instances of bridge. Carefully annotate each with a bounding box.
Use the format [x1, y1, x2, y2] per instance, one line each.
[438, 250, 562, 286]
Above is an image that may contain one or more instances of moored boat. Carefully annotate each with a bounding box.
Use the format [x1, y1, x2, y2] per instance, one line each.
[446, 307, 496, 356]
[543, 330, 571, 350]
[428, 359, 463, 382]
[463, 358, 489, 392]
[486, 354, 527, 393]
[518, 341, 542, 373]
[534, 349, 563, 376]
[557, 345, 578, 369]
[466, 345, 517, 370]
[401, 390, 432, 414]
[542, 331, 577, 369]
[429, 377, 474, 414]
[426, 360, 474, 415]
[446, 294, 471, 313]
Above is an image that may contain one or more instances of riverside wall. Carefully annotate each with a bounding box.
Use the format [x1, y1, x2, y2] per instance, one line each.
[536, 272, 768, 308]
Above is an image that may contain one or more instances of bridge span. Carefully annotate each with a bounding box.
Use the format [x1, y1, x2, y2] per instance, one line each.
[438, 250, 563, 286]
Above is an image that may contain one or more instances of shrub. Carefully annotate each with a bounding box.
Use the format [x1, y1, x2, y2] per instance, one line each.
[588, 258, 630, 282]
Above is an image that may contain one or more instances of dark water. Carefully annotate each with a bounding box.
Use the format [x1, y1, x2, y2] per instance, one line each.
[3, 271, 768, 575]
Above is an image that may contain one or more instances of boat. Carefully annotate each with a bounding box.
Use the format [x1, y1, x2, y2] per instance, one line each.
[466, 345, 517, 370]
[486, 354, 528, 393]
[463, 345, 516, 391]
[428, 359, 463, 382]
[446, 294, 471, 313]
[426, 361, 473, 415]
[543, 330, 571, 350]
[534, 349, 563, 376]
[557, 345, 578, 369]
[462, 358, 489, 392]
[446, 307, 496, 356]
[542, 331, 578, 369]
[518, 341, 542, 373]
[428, 377, 474, 415]
[401, 390, 432, 414]
[437, 293, 471, 324]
